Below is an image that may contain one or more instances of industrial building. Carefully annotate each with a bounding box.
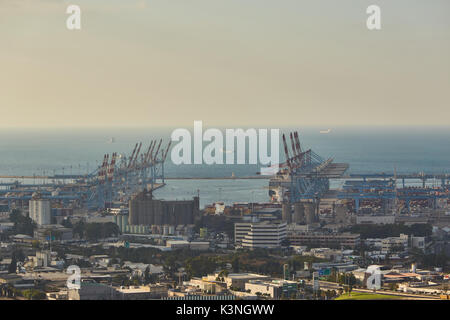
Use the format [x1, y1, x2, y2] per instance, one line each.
[128, 189, 200, 226]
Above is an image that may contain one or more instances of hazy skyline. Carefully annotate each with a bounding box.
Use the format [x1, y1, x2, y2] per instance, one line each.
[1, 0, 449, 128]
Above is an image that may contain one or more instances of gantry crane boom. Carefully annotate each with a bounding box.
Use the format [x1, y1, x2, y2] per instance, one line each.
[128, 143, 138, 168]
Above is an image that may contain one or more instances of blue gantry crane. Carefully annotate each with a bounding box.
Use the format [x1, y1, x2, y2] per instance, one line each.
[0, 139, 171, 211]
[269, 131, 349, 203]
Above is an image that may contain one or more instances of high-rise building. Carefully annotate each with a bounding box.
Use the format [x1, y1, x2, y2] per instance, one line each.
[29, 197, 51, 226]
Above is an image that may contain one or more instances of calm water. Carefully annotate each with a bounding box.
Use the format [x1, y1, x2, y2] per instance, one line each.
[1, 126, 449, 207]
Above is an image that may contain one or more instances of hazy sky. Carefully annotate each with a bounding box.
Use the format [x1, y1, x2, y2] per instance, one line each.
[1, 0, 449, 128]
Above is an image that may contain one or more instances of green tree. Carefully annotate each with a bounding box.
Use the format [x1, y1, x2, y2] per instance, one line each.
[185, 256, 218, 278]
[9, 209, 35, 236]
[22, 289, 46, 300]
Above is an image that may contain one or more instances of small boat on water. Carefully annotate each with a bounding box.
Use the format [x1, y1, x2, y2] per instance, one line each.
[320, 129, 331, 134]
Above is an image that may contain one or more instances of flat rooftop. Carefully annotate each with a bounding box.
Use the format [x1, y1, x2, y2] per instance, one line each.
[116, 286, 151, 294]
[226, 273, 269, 279]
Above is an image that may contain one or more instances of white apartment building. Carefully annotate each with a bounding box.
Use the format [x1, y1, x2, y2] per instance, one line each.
[29, 198, 51, 226]
[235, 221, 287, 249]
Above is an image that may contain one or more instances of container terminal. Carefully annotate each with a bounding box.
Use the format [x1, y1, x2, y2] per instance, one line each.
[0, 131, 450, 221]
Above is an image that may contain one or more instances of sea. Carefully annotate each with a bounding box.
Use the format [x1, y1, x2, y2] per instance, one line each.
[1, 126, 450, 208]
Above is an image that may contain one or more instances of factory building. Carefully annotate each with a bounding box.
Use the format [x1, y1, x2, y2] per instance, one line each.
[128, 190, 199, 226]
[235, 221, 287, 249]
[29, 197, 51, 226]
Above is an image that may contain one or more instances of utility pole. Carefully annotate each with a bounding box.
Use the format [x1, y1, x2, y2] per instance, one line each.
[251, 191, 255, 213]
